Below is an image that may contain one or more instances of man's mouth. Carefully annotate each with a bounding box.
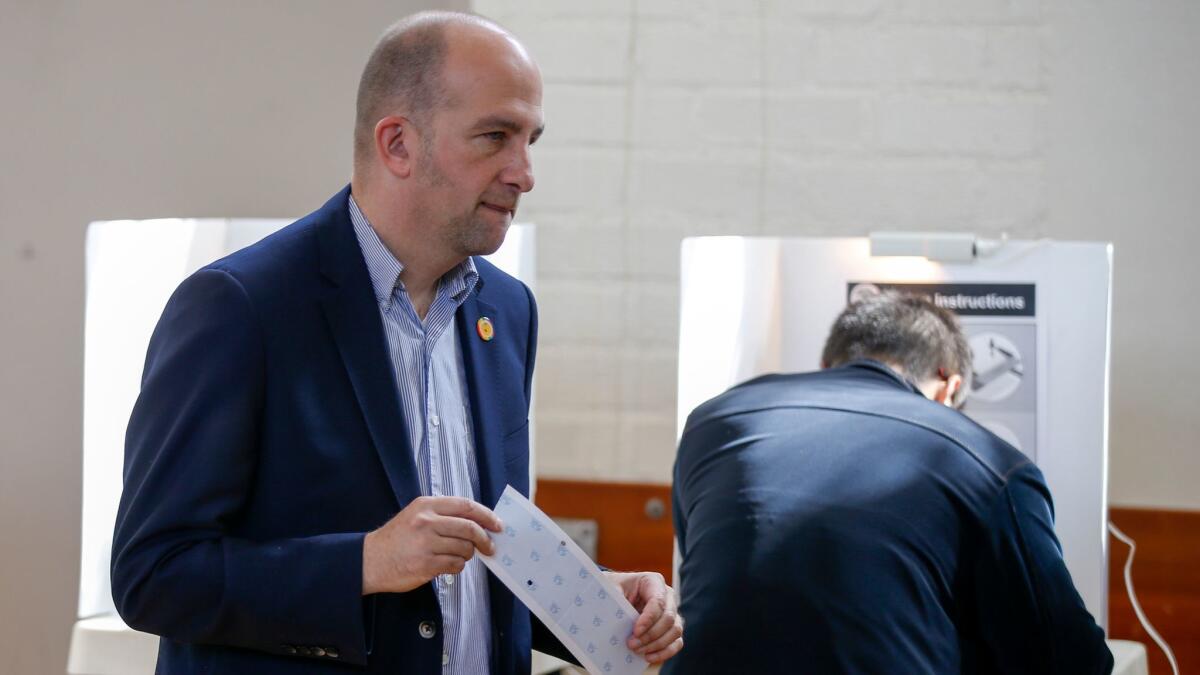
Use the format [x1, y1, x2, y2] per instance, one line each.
[481, 202, 515, 217]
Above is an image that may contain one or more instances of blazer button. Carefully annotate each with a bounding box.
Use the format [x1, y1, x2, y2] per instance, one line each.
[312, 647, 326, 657]
[282, 645, 297, 655]
[418, 621, 437, 639]
[297, 646, 311, 656]
[326, 647, 340, 659]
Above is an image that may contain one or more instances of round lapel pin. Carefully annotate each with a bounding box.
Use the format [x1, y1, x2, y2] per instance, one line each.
[476, 316, 495, 341]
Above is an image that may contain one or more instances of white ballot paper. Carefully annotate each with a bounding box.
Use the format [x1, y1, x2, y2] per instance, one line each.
[480, 485, 648, 675]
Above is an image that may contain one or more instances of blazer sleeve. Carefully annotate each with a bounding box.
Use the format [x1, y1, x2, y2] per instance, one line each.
[111, 268, 371, 665]
[970, 462, 1113, 675]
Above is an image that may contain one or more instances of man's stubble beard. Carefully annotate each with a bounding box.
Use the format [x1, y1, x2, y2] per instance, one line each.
[419, 144, 510, 259]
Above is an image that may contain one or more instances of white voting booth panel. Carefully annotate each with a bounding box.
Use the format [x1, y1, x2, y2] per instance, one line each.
[72, 218, 541, 674]
[677, 236, 1112, 628]
[78, 218, 291, 623]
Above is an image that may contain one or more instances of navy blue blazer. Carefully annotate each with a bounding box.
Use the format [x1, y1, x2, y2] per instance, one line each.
[111, 187, 550, 673]
[664, 361, 1112, 675]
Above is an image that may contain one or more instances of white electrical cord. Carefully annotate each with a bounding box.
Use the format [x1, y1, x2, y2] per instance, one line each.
[1108, 521, 1180, 675]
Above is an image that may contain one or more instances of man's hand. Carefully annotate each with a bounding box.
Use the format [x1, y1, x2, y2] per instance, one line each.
[606, 571, 684, 664]
[362, 496, 503, 595]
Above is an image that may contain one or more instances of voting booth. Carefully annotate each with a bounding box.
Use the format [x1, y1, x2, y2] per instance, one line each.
[70, 218, 539, 674]
[677, 235, 1113, 627]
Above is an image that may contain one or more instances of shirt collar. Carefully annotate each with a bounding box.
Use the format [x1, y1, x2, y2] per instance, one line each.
[348, 194, 479, 310]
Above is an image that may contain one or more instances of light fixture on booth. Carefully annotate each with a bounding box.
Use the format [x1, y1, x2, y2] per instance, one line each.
[869, 231, 1008, 262]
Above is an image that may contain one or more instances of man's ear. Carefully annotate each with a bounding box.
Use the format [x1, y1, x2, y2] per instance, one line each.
[936, 373, 964, 407]
[919, 373, 964, 407]
[375, 115, 414, 178]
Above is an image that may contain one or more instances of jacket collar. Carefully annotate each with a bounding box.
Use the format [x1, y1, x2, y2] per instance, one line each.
[842, 358, 924, 396]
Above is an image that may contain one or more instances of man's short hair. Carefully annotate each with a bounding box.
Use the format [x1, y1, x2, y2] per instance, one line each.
[821, 291, 974, 406]
[353, 12, 499, 167]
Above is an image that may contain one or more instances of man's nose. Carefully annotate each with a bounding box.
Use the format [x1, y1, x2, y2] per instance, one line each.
[503, 146, 535, 193]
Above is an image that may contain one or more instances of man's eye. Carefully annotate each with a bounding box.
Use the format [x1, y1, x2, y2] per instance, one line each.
[483, 132, 506, 142]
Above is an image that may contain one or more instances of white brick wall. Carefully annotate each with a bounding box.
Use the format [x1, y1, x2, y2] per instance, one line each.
[635, 19, 763, 84]
[876, 96, 1046, 157]
[897, 0, 1042, 24]
[476, 0, 1050, 483]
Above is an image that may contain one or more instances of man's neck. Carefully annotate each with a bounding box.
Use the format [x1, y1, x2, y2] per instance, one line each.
[352, 180, 463, 320]
[402, 270, 441, 321]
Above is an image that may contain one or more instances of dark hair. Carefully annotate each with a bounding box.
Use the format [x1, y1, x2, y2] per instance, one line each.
[821, 291, 973, 406]
[353, 12, 491, 168]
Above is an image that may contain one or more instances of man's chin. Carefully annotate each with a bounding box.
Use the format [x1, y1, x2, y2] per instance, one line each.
[459, 219, 510, 257]
[473, 238, 505, 257]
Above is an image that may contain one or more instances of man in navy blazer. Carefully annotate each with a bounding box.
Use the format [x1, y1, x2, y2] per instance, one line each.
[665, 292, 1112, 674]
[112, 12, 682, 674]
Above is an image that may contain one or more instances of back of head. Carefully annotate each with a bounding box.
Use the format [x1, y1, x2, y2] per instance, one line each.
[821, 291, 973, 406]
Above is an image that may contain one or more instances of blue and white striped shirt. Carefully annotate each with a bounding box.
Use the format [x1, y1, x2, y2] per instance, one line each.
[349, 195, 492, 675]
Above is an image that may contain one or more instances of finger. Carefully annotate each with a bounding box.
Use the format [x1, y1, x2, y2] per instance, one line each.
[632, 594, 666, 636]
[428, 554, 469, 576]
[430, 536, 475, 560]
[601, 571, 636, 605]
[431, 496, 503, 532]
[632, 610, 681, 654]
[433, 515, 498, 555]
[644, 637, 684, 664]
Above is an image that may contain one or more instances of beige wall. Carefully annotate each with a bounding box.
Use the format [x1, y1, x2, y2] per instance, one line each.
[0, 2, 461, 672]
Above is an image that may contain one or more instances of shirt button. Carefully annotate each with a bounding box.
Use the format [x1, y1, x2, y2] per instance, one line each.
[442, 651, 451, 666]
[418, 621, 437, 639]
[442, 573, 455, 585]
[430, 414, 441, 427]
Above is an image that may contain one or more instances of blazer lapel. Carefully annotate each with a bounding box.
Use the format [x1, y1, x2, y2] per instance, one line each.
[457, 288, 506, 508]
[316, 190, 421, 507]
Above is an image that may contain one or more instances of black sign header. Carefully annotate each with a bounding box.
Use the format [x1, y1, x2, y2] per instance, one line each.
[847, 282, 1036, 317]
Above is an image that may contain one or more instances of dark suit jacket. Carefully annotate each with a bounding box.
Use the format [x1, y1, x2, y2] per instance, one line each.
[111, 186, 552, 673]
[664, 360, 1112, 675]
